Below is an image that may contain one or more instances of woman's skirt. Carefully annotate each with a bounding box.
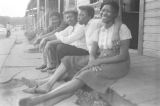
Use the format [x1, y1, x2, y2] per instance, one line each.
[74, 59, 130, 93]
[61, 48, 130, 93]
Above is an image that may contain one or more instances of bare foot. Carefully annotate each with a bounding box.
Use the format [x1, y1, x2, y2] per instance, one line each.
[37, 82, 52, 93]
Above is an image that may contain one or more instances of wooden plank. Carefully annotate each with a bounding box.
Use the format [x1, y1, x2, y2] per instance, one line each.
[145, 0, 160, 10]
[145, 0, 156, 2]
[143, 48, 160, 57]
[143, 41, 160, 50]
[144, 26, 160, 34]
[144, 33, 160, 42]
[138, 0, 145, 55]
[131, 57, 159, 64]
[145, 9, 160, 17]
[144, 17, 160, 25]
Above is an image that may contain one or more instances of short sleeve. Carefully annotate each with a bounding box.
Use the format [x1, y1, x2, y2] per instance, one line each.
[119, 24, 132, 40]
[55, 26, 71, 39]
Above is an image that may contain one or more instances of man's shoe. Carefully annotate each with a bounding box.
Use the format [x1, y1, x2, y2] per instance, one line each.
[35, 64, 47, 70]
[41, 67, 55, 72]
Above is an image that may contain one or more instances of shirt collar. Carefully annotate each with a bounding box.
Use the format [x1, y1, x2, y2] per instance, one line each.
[100, 24, 114, 32]
[85, 19, 92, 27]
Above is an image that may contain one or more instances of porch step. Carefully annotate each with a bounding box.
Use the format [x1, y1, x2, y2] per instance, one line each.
[111, 53, 160, 106]
[76, 53, 160, 106]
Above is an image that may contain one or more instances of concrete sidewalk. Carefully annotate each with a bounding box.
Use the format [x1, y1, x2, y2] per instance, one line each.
[0, 34, 16, 72]
[0, 30, 78, 106]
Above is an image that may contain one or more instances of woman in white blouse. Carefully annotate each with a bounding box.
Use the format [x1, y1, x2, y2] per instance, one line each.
[19, 1, 132, 106]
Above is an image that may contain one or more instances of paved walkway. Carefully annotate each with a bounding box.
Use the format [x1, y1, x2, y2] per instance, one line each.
[0, 30, 78, 106]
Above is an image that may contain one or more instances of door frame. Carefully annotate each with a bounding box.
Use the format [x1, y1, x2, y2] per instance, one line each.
[138, 0, 145, 55]
[119, 0, 145, 55]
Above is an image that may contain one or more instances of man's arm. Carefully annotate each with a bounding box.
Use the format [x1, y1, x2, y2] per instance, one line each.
[58, 24, 85, 44]
[38, 22, 68, 39]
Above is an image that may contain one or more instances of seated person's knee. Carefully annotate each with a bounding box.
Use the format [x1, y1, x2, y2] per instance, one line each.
[56, 44, 64, 53]
[45, 42, 52, 49]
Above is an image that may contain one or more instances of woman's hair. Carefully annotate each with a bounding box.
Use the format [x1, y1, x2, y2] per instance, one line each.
[100, 1, 119, 15]
[79, 5, 95, 18]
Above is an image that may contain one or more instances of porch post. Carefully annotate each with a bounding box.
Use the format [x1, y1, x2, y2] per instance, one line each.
[45, 0, 50, 29]
[58, 0, 64, 14]
[37, 0, 40, 31]
[138, 0, 145, 55]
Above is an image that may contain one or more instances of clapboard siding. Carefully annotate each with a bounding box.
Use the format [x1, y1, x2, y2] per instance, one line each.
[143, 0, 160, 57]
[144, 26, 160, 34]
[145, 8, 160, 17]
[144, 17, 160, 25]
[145, 0, 156, 2]
[143, 41, 160, 51]
[144, 34, 160, 42]
[145, 0, 160, 10]
[143, 48, 160, 57]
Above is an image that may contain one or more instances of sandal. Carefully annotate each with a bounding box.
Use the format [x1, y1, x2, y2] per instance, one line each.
[47, 68, 56, 74]
[41, 67, 55, 72]
[35, 64, 47, 70]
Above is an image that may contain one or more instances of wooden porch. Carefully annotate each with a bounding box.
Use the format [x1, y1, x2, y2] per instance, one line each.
[108, 52, 160, 106]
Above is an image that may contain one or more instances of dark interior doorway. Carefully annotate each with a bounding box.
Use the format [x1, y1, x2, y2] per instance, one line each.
[122, 0, 140, 49]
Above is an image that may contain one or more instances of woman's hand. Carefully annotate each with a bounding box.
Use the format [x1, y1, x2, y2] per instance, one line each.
[91, 66, 102, 72]
[81, 59, 101, 71]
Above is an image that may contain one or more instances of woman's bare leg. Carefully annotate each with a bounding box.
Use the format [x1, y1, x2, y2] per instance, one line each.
[37, 63, 67, 91]
[43, 93, 73, 106]
[22, 63, 67, 92]
[19, 79, 84, 106]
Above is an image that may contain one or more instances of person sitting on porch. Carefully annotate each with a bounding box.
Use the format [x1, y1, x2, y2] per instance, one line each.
[27, 11, 66, 52]
[28, 12, 68, 52]
[33, 12, 68, 46]
[19, 1, 131, 106]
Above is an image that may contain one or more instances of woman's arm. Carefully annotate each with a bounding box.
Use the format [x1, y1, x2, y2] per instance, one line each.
[89, 41, 99, 61]
[112, 16, 122, 47]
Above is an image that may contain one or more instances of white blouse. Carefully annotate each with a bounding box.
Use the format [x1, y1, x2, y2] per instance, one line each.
[93, 24, 132, 49]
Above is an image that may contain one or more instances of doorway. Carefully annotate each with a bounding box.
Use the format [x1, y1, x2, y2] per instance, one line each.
[121, 0, 140, 49]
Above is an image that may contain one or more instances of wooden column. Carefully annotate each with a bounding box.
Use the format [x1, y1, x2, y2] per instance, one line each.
[138, 0, 145, 55]
[45, 0, 50, 29]
[37, 0, 40, 30]
[58, 0, 64, 14]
